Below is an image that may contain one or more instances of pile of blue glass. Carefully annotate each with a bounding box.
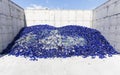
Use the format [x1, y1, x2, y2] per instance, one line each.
[2, 25, 119, 60]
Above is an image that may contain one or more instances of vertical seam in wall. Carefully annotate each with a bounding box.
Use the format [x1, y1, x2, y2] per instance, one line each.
[91, 10, 94, 28]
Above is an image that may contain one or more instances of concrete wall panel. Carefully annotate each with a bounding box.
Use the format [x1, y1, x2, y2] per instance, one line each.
[25, 9, 93, 27]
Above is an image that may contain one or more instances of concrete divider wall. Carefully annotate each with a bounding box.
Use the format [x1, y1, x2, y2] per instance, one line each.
[25, 9, 93, 27]
[0, 0, 25, 52]
[93, 0, 120, 51]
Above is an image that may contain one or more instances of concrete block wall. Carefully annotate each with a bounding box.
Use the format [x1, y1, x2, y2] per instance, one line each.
[0, 0, 25, 52]
[25, 9, 93, 27]
[93, 0, 120, 51]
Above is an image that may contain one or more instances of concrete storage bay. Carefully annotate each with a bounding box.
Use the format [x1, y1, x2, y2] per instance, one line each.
[0, 0, 120, 75]
[0, 0, 120, 52]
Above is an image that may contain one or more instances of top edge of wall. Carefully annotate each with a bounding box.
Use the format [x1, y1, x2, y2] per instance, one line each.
[93, 0, 110, 10]
[9, 0, 24, 10]
[25, 9, 93, 11]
